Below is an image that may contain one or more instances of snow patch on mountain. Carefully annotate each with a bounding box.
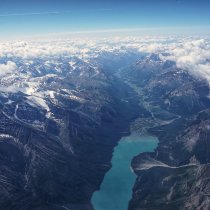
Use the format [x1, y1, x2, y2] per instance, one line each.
[27, 96, 49, 112]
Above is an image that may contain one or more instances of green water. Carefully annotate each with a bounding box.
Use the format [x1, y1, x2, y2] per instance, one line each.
[92, 133, 158, 210]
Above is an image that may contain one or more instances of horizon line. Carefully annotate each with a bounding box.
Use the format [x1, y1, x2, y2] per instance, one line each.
[0, 26, 210, 42]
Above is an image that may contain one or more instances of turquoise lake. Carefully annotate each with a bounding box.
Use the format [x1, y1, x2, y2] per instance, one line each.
[92, 133, 158, 210]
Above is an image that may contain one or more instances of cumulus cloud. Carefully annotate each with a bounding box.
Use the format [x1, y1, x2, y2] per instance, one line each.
[159, 39, 210, 81]
[132, 37, 210, 81]
[0, 61, 17, 76]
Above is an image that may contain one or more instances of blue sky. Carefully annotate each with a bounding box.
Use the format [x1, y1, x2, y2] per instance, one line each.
[0, 0, 210, 39]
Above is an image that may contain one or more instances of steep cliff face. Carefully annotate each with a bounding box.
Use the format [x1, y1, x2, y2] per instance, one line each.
[0, 57, 139, 210]
[120, 54, 210, 210]
[129, 163, 210, 210]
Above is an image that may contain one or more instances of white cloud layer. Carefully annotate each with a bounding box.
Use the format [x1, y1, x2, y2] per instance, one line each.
[0, 61, 17, 76]
[0, 36, 210, 81]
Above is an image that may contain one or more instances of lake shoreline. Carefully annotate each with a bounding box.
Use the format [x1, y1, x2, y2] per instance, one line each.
[92, 133, 158, 210]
